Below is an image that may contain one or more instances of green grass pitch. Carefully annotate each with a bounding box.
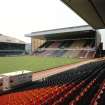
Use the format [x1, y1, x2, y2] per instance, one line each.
[0, 56, 81, 74]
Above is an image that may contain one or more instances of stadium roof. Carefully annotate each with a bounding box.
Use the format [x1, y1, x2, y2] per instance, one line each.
[26, 25, 95, 38]
[61, 0, 105, 29]
[0, 34, 25, 44]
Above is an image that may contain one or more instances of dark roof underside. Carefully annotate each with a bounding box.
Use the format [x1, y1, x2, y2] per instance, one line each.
[38, 31, 95, 40]
[62, 0, 105, 29]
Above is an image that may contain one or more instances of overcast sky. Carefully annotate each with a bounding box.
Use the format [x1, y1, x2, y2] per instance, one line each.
[0, 0, 105, 48]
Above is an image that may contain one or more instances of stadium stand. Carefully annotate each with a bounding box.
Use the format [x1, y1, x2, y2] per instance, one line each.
[0, 60, 105, 105]
[0, 34, 25, 56]
[26, 25, 103, 59]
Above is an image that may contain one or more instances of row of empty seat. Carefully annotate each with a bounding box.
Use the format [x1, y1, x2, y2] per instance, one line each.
[0, 60, 105, 105]
[34, 49, 95, 58]
[39, 39, 94, 49]
[33, 39, 96, 58]
[0, 50, 25, 56]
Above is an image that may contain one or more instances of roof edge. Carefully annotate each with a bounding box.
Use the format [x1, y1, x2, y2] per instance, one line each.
[25, 25, 95, 37]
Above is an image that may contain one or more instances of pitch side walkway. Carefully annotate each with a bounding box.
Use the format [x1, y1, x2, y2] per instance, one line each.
[32, 58, 105, 81]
